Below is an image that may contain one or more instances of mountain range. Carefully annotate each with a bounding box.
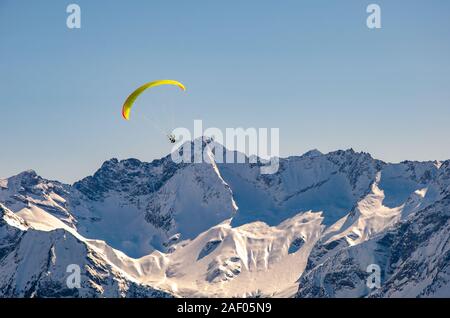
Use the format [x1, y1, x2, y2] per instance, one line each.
[1, 139, 449, 297]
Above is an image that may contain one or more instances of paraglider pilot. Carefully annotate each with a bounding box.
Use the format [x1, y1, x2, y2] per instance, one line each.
[168, 134, 176, 144]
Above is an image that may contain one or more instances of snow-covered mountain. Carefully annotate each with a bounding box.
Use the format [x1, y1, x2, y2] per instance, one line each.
[0, 141, 449, 297]
[0, 203, 171, 298]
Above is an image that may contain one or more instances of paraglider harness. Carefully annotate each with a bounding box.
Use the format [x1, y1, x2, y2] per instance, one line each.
[168, 134, 176, 144]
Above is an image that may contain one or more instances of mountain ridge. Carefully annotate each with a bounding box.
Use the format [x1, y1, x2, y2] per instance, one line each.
[1, 143, 449, 297]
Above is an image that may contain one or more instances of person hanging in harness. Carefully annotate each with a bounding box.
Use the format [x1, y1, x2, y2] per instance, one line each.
[167, 134, 176, 144]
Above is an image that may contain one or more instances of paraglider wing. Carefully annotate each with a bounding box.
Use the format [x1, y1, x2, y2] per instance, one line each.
[122, 79, 186, 120]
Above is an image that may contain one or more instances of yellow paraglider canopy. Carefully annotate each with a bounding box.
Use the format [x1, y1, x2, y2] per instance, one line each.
[122, 80, 186, 120]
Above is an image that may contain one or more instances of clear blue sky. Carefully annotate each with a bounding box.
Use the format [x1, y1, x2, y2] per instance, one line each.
[1, 0, 450, 183]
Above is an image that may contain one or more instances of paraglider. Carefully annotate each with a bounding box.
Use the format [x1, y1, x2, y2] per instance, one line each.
[122, 79, 185, 120]
[121, 79, 186, 143]
[167, 134, 177, 144]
